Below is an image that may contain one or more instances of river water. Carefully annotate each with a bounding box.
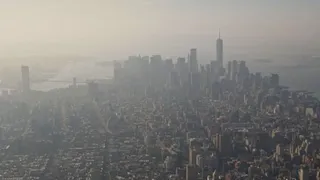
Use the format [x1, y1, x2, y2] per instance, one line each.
[32, 61, 113, 91]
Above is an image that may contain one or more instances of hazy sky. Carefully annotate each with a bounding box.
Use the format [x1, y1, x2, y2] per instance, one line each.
[0, 0, 319, 59]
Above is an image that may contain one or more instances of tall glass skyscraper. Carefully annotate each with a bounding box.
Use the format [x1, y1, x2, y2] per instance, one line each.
[216, 31, 223, 68]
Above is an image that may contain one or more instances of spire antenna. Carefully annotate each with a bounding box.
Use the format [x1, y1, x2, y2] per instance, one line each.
[219, 28, 221, 39]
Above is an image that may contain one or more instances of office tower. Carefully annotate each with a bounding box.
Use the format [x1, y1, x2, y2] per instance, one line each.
[317, 169, 320, 180]
[170, 71, 180, 88]
[176, 168, 186, 179]
[216, 31, 223, 68]
[231, 60, 238, 81]
[21, 66, 30, 92]
[211, 82, 221, 100]
[200, 65, 206, 89]
[176, 57, 185, 74]
[141, 56, 150, 83]
[276, 144, 284, 156]
[215, 133, 232, 157]
[150, 55, 164, 87]
[186, 165, 197, 180]
[200, 65, 205, 73]
[176, 57, 189, 86]
[248, 166, 260, 180]
[239, 61, 246, 75]
[227, 61, 232, 80]
[237, 61, 248, 83]
[280, 90, 290, 103]
[189, 48, 198, 73]
[165, 59, 174, 72]
[127, 55, 140, 71]
[196, 154, 204, 168]
[189, 148, 197, 165]
[176, 57, 186, 71]
[205, 64, 212, 89]
[210, 61, 219, 82]
[299, 166, 309, 180]
[270, 73, 280, 88]
[142, 56, 150, 64]
[254, 72, 262, 89]
[190, 72, 201, 90]
[150, 55, 163, 67]
[196, 154, 204, 180]
[165, 59, 174, 85]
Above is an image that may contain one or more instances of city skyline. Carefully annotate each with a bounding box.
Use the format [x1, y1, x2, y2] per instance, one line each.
[0, 0, 319, 59]
[1, 1, 320, 179]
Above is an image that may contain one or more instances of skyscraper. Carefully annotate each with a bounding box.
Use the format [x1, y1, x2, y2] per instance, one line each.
[176, 57, 189, 87]
[270, 73, 280, 88]
[231, 60, 238, 81]
[189, 48, 198, 73]
[186, 165, 197, 180]
[216, 30, 223, 68]
[215, 133, 232, 157]
[21, 66, 30, 92]
[227, 61, 232, 80]
[170, 71, 180, 88]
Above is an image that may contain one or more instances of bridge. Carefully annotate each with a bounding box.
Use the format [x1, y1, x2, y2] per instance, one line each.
[32, 80, 87, 84]
[31, 76, 113, 84]
[0, 76, 113, 93]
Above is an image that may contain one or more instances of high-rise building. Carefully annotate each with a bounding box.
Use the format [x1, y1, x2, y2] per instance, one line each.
[21, 66, 30, 92]
[216, 31, 223, 68]
[227, 61, 232, 80]
[200, 65, 207, 89]
[211, 82, 221, 100]
[176, 57, 189, 86]
[231, 60, 238, 81]
[189, 48, 198, 73]
[237, 61, 248, 83]
[165, 59, 174, 84]
[189, 148, 197, 165]
[210, 61, 219, 82]
[165, 59, 174, 72]
[276, 144, 284, 156]
[239, 61, 246, 75]
[142, 56, 150, 64]
[215, 133, 232, 157]
[299, 166, 309, 180]
[254, 72, 262, 89]
[176, 168, 186, 179]
[150, 55, 162, 67]
[186, 165, 197, 180]
[176, 57, 186, 71]
[270, 73, 280, 88]
[190, 72, 201, 90]
[150, 55, 164, 87]
[170, 71, 180, 88]
[141, 56, 150, 83]
[196, 154, 204, 168]
[205, 64, 212, 89]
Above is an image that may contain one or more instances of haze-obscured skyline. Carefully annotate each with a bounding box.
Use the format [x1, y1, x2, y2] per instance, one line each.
[0, 0, 319, 60]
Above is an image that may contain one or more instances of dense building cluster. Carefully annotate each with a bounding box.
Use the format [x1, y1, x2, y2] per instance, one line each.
[109, 47, 320, 180]
[0, 36, 320, 180]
